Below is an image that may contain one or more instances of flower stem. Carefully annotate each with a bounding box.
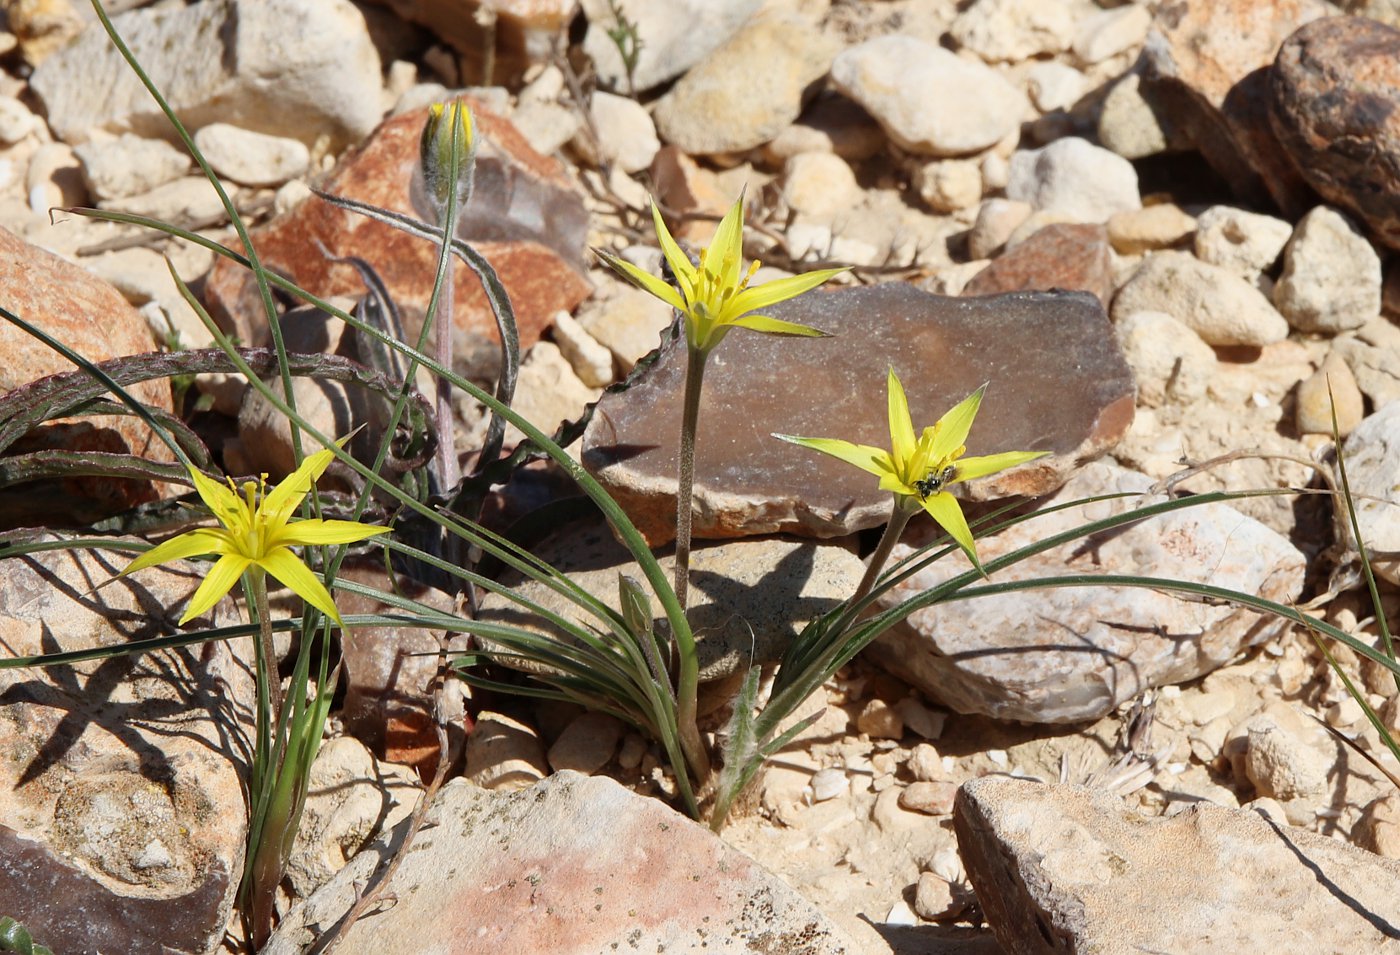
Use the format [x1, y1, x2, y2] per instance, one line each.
[674, 345, 709, 610]
[850, 496, 919, 608]
[246, 566, 279, 729]
[433, 279, 460, 490]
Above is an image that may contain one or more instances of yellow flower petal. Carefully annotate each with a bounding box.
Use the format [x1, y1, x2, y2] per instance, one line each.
[258, 547, 343, 625]
[919, 491, 980, 569]
[179, 553, 251, 624]
[954, 450, 1049, 483]
[261, 446, 338, 525]
[704, 198, 746, 290]
[728, 266, 847, 316]
[189, 468, 246, 531]
[728, 315, 828, 337]
[930, 385, 987, 462]
[887, 368, 917, 475]
[121, 527, 234, 577]
[594, 248, 686, 312]
[650, 202, 698, 298]
[772, 434, 891, 480]
[273, 518, 390, 549]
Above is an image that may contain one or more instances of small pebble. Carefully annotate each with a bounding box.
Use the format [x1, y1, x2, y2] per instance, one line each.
[913, 871, 974, 921]
[898, 780, 958, 815]
[810, 767, 849, 803]
[857, 699, 905, 740]
[907, 743, 943, 782]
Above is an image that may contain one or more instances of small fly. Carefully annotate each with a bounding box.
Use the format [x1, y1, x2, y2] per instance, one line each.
[914, 465, 957, 500]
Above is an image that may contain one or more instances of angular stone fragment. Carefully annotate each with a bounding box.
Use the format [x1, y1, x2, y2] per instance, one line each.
[866, 462, 1305, 723]
[1112, 250, 1289, 346]
[204, 102, 591, 361]
[582, 285, 1135, 545]
[0, 536, 251, 955]
[365, 0, 575, 85]
[1141, 0, 1327, 215]
[963, 223, 1114, 308]
[1270, 16, 1400, 250]
[956, 776, 1400, 955]
[476, 518, 866, 683]
[265, 773, 857, 954]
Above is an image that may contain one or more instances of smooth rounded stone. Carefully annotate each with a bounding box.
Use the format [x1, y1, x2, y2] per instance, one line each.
[582, 285, 1136, 544]
[762, 94, 887, 164]
[1339, 400, 1400, 582]
[1296, 351, 1365, 436]
[0, 536, 251, 955]
[284, 737, 418, 902]
[1097, 69, 1187, 160]
[894, 697, 946, 741]
[1006, 137, 1141, 222]
[466, 712, 549, 791]
[204, 102, 590, 354]
[899, 781, 958, 816]
[914, 871, 974, 921]
[499, 341, 602, 448]
[265, 773, 859, 955]
[810, 768, 850, 803]
[981, 149, 1011, 192]
[949, 0, 1074, 63]
[1112, 250, 1290, 347]
[1358, 792, 1400, 858]
[30, 0, 382, 151]
[1141, 0, 1327, 216]
[907, 744, 943, 783]
[550, 310, 614, 388]
[1114, 310, 1217, 408]
[577, 90, 658, 173]
[100, 176, 231, 225]
[0, 226, 174, 523]
[72, 133, 192, 202]
[830, 35, 1028, 157]
[477, 518, 866, 683]
[581, 0, 762, 92]
[963, 223, 1114, 308]
[547, 711, 627, 775]
[575, 282, 675, 373]
[911, 157, 983, 214]
[1072, 3, 1152, 65]
[1330, 316, 1400, 408]
[192, 123, 309, 187]
[856, 699, 904, 740]
[651, 12, 831, 154]
[0, 95, 36, 144]
[1107, 203, 1195, 255]
[866, 461, 1305, 724]
[783, 152, 861, 219]
[513, 99, 582, 156]
[26, 140, 86, 211]
[1270, 17, 1400, 250]
[1242, 717, 1330, 801]
[1274, 205, 1382, 334]
[1026, 61, 1087, 113]
[1193, 204, 1293, 277]
[956, 776, 1400, 955]
[967, 198, 1033, 260]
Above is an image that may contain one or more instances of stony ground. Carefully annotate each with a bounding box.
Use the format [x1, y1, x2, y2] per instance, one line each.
[5, 0, 1400, 953]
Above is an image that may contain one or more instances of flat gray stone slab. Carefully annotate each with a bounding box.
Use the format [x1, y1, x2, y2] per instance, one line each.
[582, 284, 1135, 545]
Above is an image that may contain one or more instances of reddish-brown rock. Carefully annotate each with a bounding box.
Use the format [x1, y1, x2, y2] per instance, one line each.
[581, 284, 1136, 545]
[1142, 0, 1328, 216]
[1270, 16, 1400, 251]
[0, 227, 175, 524]
[205, 101, 591, 365]
[962, 223, 1115, 308]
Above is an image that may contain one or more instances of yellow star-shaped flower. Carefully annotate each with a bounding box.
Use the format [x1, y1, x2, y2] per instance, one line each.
[120, 446, 389, 625]
[596, 196, 847, 353]
[775, 368, 1047, 567]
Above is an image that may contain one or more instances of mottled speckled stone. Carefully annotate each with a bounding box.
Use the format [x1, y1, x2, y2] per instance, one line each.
[963, 223, 1115, 308]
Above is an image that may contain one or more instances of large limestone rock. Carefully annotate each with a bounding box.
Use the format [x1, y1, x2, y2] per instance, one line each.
[956, 775, 1400, 954]
[30, 0, 383, 151]
[265, 772, 858, 953]
[0, 536, 252, 955]
[867, 462, 1305, 723]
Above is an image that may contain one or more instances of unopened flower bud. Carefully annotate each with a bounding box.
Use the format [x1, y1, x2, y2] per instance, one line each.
[420, 99, 477, 219]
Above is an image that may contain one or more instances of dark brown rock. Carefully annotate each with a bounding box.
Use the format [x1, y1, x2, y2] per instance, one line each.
[1142, 0, 1327, 216]
[581, 284, 1136, 545]
[962, 223, 1115, 308]
[0, 226, 175, 525]
[1270, 16, 1400, 251]
[205, 100, 591, 368]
